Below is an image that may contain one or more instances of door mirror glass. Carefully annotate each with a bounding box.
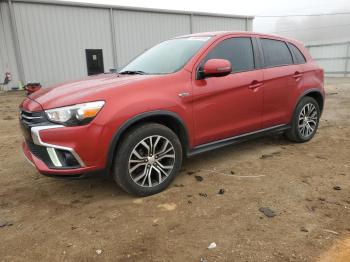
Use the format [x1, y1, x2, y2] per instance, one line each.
[202, 59, 232, 78]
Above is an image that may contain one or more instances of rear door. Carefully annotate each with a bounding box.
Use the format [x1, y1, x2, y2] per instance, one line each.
[258, 38, 303, 128]
[192, 36, 264, 145]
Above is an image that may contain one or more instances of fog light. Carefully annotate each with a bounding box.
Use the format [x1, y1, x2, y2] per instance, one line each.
[46, 148, 62, 167]
[61, 151, 80, 167]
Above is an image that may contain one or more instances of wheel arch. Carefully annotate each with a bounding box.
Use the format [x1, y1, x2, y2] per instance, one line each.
[106, 110, 190, 173]
[299, 88, 325, 113]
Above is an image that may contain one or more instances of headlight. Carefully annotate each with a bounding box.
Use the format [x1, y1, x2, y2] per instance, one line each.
[45, 101, 105, 126]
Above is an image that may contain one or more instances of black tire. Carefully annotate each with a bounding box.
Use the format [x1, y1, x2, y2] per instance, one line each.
[285, 96, 320, 143]
[113, 123, 182, 196]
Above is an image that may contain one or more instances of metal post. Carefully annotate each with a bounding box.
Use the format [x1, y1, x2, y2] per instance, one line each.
[190, 13, 194, 34]
[109, 8, 118, 70]
[245, 17, 249, 31]
[345, 42, 350, 77]
[7, 0, 26, 84]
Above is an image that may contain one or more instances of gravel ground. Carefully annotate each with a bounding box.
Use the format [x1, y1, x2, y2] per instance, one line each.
[0, 78, 349, 262]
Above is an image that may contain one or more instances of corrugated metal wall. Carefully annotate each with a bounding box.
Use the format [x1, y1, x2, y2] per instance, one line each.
[0, 1, 19, 88]
[192, 15, 248, 32]
[13, 2, 114, 86]
[1, 1, 253, 88]
[306, 41, 350, 77]
[113, 10, 191, 67]
[113, 11, 252, 67]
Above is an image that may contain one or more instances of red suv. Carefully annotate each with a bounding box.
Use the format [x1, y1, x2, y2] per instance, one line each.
[20, 31, 324, 196]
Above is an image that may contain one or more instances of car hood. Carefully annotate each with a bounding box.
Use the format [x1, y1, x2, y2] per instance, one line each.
[29, 74, 156, 109]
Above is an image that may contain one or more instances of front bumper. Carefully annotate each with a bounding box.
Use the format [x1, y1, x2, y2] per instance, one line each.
[31, 125, 85, 168]
[22, 124, 103, 175]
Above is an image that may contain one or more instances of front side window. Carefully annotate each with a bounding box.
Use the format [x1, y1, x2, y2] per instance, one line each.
[202, 37, 255, 73]
[120, 37, 211, 75]
[261, 38, 293, 67]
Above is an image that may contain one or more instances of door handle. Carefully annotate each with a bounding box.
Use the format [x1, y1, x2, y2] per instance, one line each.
[249, 80, 263, 90]
[293, 71, 303, 80]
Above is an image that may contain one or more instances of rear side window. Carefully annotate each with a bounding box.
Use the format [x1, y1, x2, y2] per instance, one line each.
[261, 39, 293, 67]
[288, 43, 306, 64]
[203, 37, 255, 73]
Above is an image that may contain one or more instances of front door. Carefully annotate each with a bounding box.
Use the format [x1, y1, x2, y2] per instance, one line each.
[85, 49, 104, 76]
[192, 37, 264, 146]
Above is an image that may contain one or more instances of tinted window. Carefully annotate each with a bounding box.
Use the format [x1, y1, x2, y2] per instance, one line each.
[261, 39, 293, 67]
[288, 43, 306, 64]
[203, 37, 255, 73]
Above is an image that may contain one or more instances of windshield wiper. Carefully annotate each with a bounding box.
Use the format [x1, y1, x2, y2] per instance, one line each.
[119, 70, 147, 75]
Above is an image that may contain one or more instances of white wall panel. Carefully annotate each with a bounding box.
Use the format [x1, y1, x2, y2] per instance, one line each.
[318, 59, 347, 72]
[0, 1, 19, 89]
[307, 42, 350, 76]
[246, 19, 253, 31]
[5, 1, 252, 87]
[13, 2, 114, 87]
[192, 15, 247, 33]
[113, 10, 191, 67]
[309, 44, 348, 59]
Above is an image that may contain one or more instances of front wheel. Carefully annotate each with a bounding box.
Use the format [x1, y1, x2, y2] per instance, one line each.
[286, 96, 320, 143]
[113, 123, 182, 196]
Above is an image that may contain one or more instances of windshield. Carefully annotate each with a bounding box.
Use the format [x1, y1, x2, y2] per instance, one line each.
[120, 37, 211, 75]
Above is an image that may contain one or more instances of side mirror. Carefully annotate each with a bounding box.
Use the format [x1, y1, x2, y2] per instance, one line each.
[202, 59, 232, 78]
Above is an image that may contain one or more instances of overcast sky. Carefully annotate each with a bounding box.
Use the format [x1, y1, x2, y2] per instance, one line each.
[61, 0, 350, 43]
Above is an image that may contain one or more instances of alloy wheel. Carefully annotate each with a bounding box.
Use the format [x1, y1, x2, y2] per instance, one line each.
[298, 103, 318, 138]
[128, 135, 176, 187]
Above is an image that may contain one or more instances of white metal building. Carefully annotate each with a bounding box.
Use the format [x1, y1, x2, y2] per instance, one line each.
[305, 40, 350, 77]
[0, 0, 253, 88]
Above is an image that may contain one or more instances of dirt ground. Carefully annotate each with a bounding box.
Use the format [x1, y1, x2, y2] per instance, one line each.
[0, 78, 349, 262]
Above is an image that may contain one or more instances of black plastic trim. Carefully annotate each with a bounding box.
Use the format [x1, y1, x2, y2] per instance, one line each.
[294, 88, 325, 114]
[252, 37, 263, 69]
[40, 168, 108, 179]
[187, 124, 290, 157]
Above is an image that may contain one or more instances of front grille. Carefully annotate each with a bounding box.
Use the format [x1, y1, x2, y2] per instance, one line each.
[20, 110, 50, 126]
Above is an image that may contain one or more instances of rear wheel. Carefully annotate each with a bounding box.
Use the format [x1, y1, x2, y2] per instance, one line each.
[113, 123, 182, 196]
[286, 96, 320, 143]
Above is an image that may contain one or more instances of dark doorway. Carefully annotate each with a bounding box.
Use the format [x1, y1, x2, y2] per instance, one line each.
[85, 49, 104, 76]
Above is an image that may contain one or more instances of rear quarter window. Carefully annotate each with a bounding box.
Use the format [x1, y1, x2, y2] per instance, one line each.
[288, 43, 307, 64]
[261, 38, 293, 68]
